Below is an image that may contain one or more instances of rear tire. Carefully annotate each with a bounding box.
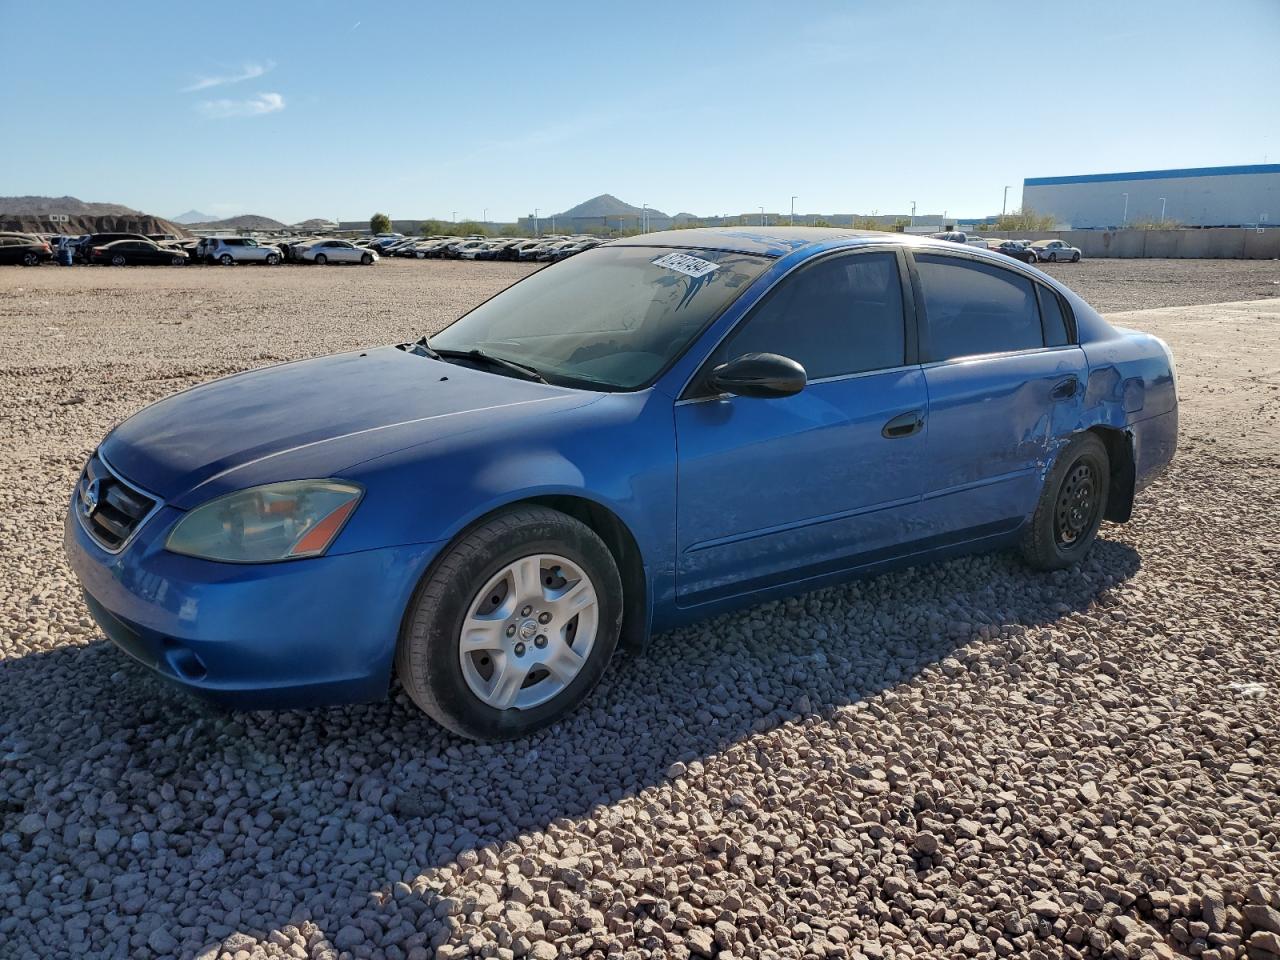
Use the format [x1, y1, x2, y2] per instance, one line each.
[1048, 252, 1058, 262]
[314, 253, 327, 265]
[219, 254, 234, 266]
[396, 505, 623, 741]
[111, 254, 126, 267]
[1020, 433, 1110, 570]
[22, 252, 39, 266]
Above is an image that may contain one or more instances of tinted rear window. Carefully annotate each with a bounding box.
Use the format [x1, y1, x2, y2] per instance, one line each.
[916, 255, 1043, 361]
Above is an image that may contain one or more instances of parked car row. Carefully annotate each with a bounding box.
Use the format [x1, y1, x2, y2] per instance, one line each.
[928, 231, 1083, 262]
[370, 234, 606, 262]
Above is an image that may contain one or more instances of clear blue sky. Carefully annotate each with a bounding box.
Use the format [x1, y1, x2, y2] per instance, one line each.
[2, 0, 1276, 223]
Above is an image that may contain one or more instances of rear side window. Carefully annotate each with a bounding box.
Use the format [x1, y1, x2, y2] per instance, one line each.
[712, 251, 906, 380]
[1037, 286, 1070, 346]
[915, 255, 1043, 361]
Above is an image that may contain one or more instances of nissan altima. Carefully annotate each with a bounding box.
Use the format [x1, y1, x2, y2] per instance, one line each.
[65, 228, 1177, 740]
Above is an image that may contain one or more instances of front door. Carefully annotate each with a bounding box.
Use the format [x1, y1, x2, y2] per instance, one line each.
[675, 249, 928, 605]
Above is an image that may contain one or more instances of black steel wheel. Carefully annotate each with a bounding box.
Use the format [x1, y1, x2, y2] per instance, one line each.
[1021, 433, 1110, 570]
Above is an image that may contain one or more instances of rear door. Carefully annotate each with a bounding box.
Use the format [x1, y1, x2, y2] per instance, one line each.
[909, 251, 1086, 537]
[675, 248, 928, 605]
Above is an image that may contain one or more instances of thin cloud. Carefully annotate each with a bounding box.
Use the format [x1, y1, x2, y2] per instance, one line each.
[351, 21, 362, 31]
[198, 92, 286, 119]
[182, 61, 275, 93]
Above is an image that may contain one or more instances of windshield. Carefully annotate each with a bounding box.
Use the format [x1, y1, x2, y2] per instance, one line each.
[429, 245, 771, 389]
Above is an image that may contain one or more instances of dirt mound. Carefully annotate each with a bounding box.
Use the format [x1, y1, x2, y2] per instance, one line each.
[0, 212, 190, 238]
[0, 195, 141, 217]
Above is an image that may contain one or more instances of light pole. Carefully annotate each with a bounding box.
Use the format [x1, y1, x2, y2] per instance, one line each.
[1002, 185, 1011, 216]
[642, 203, 648, 233]
[790, 196, 797, 226]
[534, 208, 539, 236]
[1122, 193, 1129, 226]
[910, 201, 916, 227]
[483, 208, 488, 225]
[1159, 197, 1167, 223]
[451, 211, 457, 225]
[759, 206, 766, 226]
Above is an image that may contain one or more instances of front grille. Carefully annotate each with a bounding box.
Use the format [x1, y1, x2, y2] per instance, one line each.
[76, 452, 159, 552]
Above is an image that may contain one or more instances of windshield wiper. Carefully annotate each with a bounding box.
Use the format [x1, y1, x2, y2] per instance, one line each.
[418, 339, 548, 384]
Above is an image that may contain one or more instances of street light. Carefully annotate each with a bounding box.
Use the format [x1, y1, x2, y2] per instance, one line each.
[642, 203, 648, 233]
[910, 201, 916, 227]
[483, 208, 488, 225]
[1159, 197, 1167, 223]
[759, 206, 766, 226]
[1121, 193, 1129, 226]
[534, 208, 539, 236]
[790, 196, 797, 226]
[451, 211, 457, 224]
[1002, 185, 1011, 216]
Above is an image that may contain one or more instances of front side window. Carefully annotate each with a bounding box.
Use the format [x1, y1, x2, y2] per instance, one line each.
[915, 254, 1044, 361]
[431, 246, 771, 390]
[706, 251, 906, 382]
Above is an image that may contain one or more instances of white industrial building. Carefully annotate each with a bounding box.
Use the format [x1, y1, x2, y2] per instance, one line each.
[1022, 164, 1280, 229]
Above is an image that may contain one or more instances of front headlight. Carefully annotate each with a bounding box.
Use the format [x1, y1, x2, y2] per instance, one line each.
[166, 480, 363, 563]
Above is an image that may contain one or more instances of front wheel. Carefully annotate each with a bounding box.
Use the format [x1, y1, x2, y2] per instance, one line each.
[171, 255, 185, 266]
[1021, 433, 1110, 570]
[1071, 252, 1081, 262]
[266, 253, 280, 265]
[361, 252, 374, 265]
[396, 506, 623, 741]
[314, 253, 327, 265]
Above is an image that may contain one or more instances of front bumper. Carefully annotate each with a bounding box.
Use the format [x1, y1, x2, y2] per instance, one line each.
[64, 502, 442, 709]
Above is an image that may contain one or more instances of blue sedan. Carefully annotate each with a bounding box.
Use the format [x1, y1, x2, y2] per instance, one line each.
[65, 228, 1177, 740]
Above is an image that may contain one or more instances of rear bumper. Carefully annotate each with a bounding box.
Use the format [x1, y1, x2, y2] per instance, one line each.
[64, 503, 443, 709]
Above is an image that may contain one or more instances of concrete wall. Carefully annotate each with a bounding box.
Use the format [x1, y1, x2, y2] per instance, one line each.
[986, 228, 1280, 259]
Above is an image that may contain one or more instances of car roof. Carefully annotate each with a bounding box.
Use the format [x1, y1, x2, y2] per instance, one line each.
[611, 226, 968, 259]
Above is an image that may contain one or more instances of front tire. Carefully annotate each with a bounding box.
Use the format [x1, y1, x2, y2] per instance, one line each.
[396, 506, 623, 741]
[361, 252, 374, 265]
[171, 255, 185, 266]
[1071, 252, 1081, 262]
[22, 252, 39, 266]
[266, 253, 280, 265]
[1020, 433, 1110, 570]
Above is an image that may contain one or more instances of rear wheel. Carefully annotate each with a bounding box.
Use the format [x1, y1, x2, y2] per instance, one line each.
[22, 252, 39, 266]
[111, 254, 126, 266]
[314, 253, 327, 265]
[170, 255, 185, 266]
[396, 506, 623, 741]
[1048, 252, 1058, 262]
[1021, 433, 1110, 570]
[219, 254, 234, 266]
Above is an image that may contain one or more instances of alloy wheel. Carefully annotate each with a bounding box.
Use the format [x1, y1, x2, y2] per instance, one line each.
[458, 554, 599, 710]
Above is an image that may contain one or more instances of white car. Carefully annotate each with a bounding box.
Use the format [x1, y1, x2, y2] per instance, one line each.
[200, 237, 282, 266]
[300, 240, 378, 265]
[1031, 239, 1082, 263]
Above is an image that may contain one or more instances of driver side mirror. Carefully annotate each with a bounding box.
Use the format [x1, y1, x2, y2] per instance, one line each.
[708, 352, 807, 399]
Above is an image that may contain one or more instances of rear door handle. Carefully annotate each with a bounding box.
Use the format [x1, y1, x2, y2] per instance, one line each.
[1051, 376, 1080, 400]
[882, 410, 925, 439]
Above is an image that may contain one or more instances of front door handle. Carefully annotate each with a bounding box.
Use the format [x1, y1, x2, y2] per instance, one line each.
[1051, 376, 1080, 401]
[882, 410, 924, 439]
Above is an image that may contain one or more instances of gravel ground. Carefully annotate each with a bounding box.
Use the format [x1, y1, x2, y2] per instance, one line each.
[1, 260, 1278, 960]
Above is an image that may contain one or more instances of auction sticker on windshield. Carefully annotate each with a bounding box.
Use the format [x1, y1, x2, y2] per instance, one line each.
[651, 251, 720, 278]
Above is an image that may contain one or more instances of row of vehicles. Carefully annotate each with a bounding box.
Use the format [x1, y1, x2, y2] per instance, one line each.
[930, 231, 1083, 263]
[366, 234, 605, 262]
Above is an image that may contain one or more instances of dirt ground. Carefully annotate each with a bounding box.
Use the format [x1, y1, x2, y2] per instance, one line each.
[0, 259, 1277, 960]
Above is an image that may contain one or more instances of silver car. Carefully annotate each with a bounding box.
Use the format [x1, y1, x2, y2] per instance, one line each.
[1031, 239, 1082, 262]
[300, 240, 378, 265]
[201, 237, 282, 266]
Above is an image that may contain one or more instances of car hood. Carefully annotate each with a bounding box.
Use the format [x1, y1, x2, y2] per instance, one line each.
[101, 347, 599, 508]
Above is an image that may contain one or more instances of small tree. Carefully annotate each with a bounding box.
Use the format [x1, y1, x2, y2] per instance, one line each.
[419, 219, 446, 236]
[370, 212, 392, 234]
[455, 221, 489, 236]
[987, 206, 1056, 233]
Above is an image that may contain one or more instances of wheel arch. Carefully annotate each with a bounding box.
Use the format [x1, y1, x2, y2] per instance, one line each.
[1086, 425, 1135, 522]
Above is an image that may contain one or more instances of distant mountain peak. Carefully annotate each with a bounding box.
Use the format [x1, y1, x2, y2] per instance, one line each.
[554, 194, 669, 220]
[172, 210, 216, 224]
